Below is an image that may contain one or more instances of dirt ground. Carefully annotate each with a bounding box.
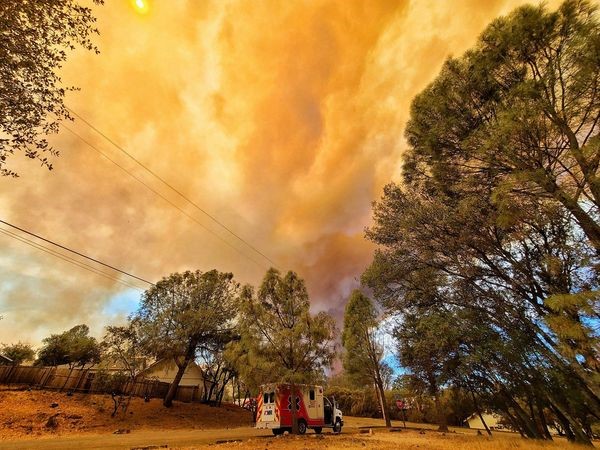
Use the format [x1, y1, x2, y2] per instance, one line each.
[0, 386, 594, 449]
[0, 386, 253, 439]
[201, 431, 593, 450]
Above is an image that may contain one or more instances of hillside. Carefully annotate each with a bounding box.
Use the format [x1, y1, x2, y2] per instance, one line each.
[0, 386, 253, 439]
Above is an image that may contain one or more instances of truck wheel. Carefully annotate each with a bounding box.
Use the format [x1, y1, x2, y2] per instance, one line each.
[272, 428, 283, 436]
[298, 420, 307, 435]
[313, 427, 322, 434]
[333, 419, 342, 433]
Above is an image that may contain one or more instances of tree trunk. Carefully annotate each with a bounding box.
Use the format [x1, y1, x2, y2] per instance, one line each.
[500, 406, 524, 437]
[547, 399, 592, 446]
[526, 395, 543, 438]
[242, 390, 249, 410]
[536, 398, 552, 440]
[164, 351, 193, 408]
[434, 393, 448, 432]
[469, 387, 491, 436]
[374, 376, 391, 427]
[206, 379, 216, 403]
[541, 177, 600, 253]
[500, 390, 540, 439]
[60, 366, 75, 392]
[549, 402, 575, 441]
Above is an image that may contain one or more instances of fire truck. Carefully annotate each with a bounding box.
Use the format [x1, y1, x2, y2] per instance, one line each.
[255, 383, 344, 435]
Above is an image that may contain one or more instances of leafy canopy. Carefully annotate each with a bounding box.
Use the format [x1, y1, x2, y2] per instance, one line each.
[133, 270, 239, 363]
[404, 0, 600, 252]
[342, 290, 386, 386]
[232, 268, 337, 388]
[36, 324, 101, 368]
[1, 342, 35, 365]
[0, 0, 103, 176]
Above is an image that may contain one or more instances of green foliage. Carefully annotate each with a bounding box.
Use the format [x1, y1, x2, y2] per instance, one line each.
[0, 0, 103, 176]
[229, 268, 337, 433]
[231, 268, 337, 386]
[325, 386, 381, 418]
[133, 269, 239, 406]
[101, 324, 145, 378]
[134, 270, 238, 363]
[341, 290, 379, 385]
[0, 342, 35, 365]
[341, 290, 392, 425]
[93, 369, 129, 394]
[364, 0, 600, 444]
[223, 329, 272, 394]
[36, 324, 101, 368]
[404, 0, 600, 251]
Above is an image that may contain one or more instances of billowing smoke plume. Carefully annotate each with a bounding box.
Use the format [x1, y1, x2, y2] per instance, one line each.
[0, 0, 561, 344]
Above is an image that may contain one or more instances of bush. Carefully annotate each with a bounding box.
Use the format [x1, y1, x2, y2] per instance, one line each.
[93, 370, 129, 395]
[325, 386, 382, 418]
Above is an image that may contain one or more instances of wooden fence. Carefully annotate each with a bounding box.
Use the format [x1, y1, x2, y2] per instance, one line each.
[0, 365, 209, 403]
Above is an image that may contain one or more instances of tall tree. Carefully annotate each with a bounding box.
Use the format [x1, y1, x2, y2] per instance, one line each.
[233, 268, 337, 434]
[404, 0, 600, 252]
[198, 333, 238, 406]
[364, 181, 598, 444]
[36, 324, 101, 368]
[0, 342, 35, 366]
[101, 324, 146, 416]
[363, 1, 600, 444]
[133, 270, 238, 407]
[341, 290, 392, 427]
[102, 324, 145, 383]
[0, 0, 103, 176]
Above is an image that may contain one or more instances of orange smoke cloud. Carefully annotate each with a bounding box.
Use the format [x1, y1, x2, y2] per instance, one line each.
[0, 0, 563, 344]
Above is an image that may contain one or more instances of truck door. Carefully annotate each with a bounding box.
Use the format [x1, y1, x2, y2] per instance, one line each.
[324, 397, 333, 424]
[261, 391, 276, 423]
[307, 387, 323, 421]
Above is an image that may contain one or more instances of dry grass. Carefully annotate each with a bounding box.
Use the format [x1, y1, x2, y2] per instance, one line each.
[0, 386, 253, 439]
[0, 386, 595, 449]
[199, 430, 595, 450]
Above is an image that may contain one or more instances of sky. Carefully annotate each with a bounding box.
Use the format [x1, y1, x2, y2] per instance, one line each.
[0, 0, 566, 346]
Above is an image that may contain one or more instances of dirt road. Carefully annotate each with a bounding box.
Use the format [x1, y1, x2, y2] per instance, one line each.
[0, 422, 582, 450]
[0, 389, 584, 449]
[0, 426, 272, 449]
[0, 417, 424, 449]
[0, 423, 374, 449]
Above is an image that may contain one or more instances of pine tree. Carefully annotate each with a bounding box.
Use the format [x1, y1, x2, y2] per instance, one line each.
[341, 290, 392, 427]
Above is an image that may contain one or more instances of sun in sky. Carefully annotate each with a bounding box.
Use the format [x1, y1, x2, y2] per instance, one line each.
[132, 0, 149, 14]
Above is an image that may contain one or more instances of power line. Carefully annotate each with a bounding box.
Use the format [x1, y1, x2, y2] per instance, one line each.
[65, 107, 277, 267]
[0, 218, 154, 286]
[0, 227, 144, 290]
[0, 227, 145, 291]
[61, 124, 266, 269]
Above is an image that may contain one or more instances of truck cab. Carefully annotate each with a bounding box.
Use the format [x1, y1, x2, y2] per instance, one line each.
[256, 383, 343, 434]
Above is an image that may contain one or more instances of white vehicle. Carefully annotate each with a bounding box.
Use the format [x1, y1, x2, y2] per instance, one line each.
[256, 383, 344, 435]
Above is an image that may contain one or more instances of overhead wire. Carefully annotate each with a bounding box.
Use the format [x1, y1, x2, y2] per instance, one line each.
[0, 218, 154, 286]
[0, 227, 145, 291]
[65, 107, 277, 268]
[61, 123, 267, 270]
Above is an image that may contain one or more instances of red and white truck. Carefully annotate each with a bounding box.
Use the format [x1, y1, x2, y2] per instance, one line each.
[255, 383, 344, 435]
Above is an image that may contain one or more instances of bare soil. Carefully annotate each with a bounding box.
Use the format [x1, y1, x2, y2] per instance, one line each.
[195, 430, 594, 450]
[0, 386, 253, 439]
[0, 386, 594, 449]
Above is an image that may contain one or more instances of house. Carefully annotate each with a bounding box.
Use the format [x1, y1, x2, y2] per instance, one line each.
[466, 412, 504, 430]
[0, 354, 13, 365]
[137, 359, 206, 387]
